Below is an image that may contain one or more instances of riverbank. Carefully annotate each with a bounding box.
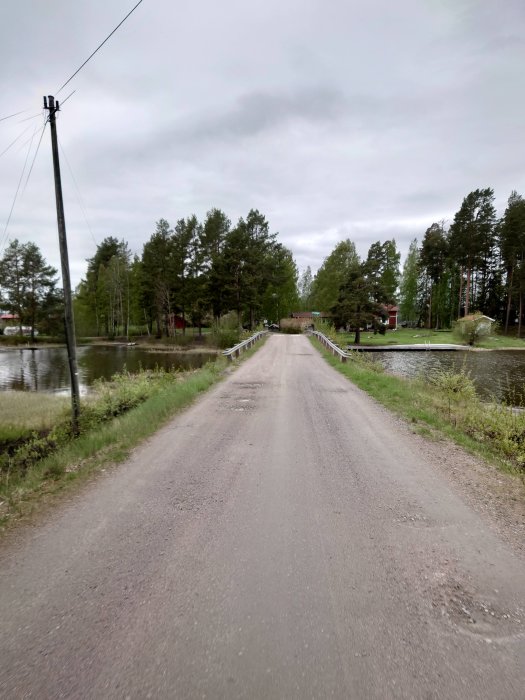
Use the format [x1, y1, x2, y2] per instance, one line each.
[0, 334, 266, 529]
[0, 361, 225, 528]
[311, 336, 525, 480]
[332, 327, 525, 350]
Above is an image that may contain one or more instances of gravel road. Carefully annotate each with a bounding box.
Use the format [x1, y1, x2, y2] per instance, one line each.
[1, 334, 524, 699]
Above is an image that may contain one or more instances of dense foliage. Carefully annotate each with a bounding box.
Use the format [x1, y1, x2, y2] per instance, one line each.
[313, 187, 525, 338]
[75, 208, 299, 337]
[0, 239, 61, 338]
[398, 189, 525, 332]
[4, 186, 525, 341]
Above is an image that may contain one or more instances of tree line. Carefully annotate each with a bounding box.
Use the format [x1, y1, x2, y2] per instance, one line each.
[74, 208, 299, 337]
[399, 189, 525, 335]
[296, 188, 525, 339]
[3, 189, 524, 340]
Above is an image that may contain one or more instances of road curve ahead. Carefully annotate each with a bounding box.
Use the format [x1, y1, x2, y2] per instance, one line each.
[1, 334, 524, 699]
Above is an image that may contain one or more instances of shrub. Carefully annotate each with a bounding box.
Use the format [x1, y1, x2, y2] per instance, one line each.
[453, 314, 495, 346]
[427, 368, 476, 422]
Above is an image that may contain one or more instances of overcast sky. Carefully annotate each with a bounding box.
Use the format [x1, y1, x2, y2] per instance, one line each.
[1, 0, 524, 287]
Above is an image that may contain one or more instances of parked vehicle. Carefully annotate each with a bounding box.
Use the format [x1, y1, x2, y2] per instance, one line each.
[3, 326, 38, 337]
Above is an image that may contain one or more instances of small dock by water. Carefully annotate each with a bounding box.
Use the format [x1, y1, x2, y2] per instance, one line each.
[347, 343, 468, 352]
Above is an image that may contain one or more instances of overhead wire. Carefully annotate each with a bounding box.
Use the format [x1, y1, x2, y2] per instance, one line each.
[18, 112, 44, 123]
[22, 118, 49, 194]
[1, 0, 144, 256]
[58, 137, 98, 248]
[0, 109, 28, 123]
[57, 0, 145, 94]
[59, 90, 76, 108]
[0, 123, 39, 254]
[0, 122, 37, 160]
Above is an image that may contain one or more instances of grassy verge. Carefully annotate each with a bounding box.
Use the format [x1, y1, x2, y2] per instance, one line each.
[311, 336, 525, 479]
[0, 331, 268, 528]
[0, 393, 69, 444]
[0, 363, 225, 527]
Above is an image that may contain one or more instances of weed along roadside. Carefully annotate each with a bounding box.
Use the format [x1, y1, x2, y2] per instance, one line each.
[0, 333, 268, 529]
[310, 335, 525, 481]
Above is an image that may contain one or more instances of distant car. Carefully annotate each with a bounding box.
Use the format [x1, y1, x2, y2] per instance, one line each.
[3, 326, 38, 337]
[267, 324, 280, 331]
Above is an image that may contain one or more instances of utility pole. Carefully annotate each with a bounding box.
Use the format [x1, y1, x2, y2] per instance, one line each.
[44, 95, 80, 434]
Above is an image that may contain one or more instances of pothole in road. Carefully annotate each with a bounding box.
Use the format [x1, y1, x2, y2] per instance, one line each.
[394, 513, 435, 528]
[231, 403, 256, 412]
[232, 382, 264, 389]
[430, 577, 524, 639]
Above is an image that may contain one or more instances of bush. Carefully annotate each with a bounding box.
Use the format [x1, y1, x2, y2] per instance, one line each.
[453, 314, 495, 346]
[0, 369, 179, 482]
[347, 350, 385, 373]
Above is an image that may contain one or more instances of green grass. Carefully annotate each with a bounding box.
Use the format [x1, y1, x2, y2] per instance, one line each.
[332, 327, 525, 349]
[311, 336, 525, 479]
[0, 333, 268, 528]
[0, 363, 224, 526]
[0, 393, 70, 442]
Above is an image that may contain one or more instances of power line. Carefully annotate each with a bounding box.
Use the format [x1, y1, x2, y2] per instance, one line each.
[19, 112, 44, 123]
[59, 90, 76, 107]
[57, 0, 145, 94]
[58, 137, 98, 248]
[0, 125, 38, 254]
[0, 122, 36, 160]
[0, 109, 27, 123]
[23, 119, 49, 194]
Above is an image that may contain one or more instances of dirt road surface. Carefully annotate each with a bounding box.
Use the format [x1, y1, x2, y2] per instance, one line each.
[1, 334, 524, 699]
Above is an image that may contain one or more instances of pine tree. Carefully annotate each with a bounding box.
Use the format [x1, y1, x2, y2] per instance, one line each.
[448, 189, 496, 316]
[310, 239, 359, 311]
[500, 191, 525, 335]
[399, 239, 420, 327]
[0, 240, 58, 340]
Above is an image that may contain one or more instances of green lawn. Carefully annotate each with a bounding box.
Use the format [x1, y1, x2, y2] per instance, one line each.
[0, 392, 69, 442]
[335, 327, 525, 349]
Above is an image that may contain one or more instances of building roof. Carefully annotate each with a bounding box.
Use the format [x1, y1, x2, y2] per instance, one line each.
[460, 314, 495, 322]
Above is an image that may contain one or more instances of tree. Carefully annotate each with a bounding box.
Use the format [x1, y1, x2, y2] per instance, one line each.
[331, 262, 381, 344]
[172, 216, 199, 334]
[399, 239, 420, 326]
[101, 243, 132, 337]
[261, 245, 299, 323]
[499, 191, 525, 334]
[201, 208, 231, 322]
[0, 240, 59, 340]
[80, 236, 122, 336]
[448, 189, 497, 317]
[311, 239, 359, 311]
[363, 240, 400, 305]
[420, 223, 448, 329]
[298, 266, 313, 311]
[219, 210, 278, 329]
[140, 220, 175, 337]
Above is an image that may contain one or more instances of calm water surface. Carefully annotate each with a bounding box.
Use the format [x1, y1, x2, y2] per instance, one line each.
[0, 345, 217, 394]
[375, 349, 525, 406]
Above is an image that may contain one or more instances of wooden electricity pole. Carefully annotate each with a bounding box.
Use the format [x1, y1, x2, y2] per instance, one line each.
[44, 95, 80, 434]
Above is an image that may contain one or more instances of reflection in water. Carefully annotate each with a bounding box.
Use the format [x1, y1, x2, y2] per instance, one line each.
[376, 350, 525, 406]
[0, 346, 217, 394]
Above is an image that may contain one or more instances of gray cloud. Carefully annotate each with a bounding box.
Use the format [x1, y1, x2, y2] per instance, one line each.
[1, 0, 525, 286]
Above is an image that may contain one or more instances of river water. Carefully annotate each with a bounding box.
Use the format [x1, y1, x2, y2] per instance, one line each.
[2, 345, 525, 406]
[0, 345, 218, 394]
[374, 349, 525, 406]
